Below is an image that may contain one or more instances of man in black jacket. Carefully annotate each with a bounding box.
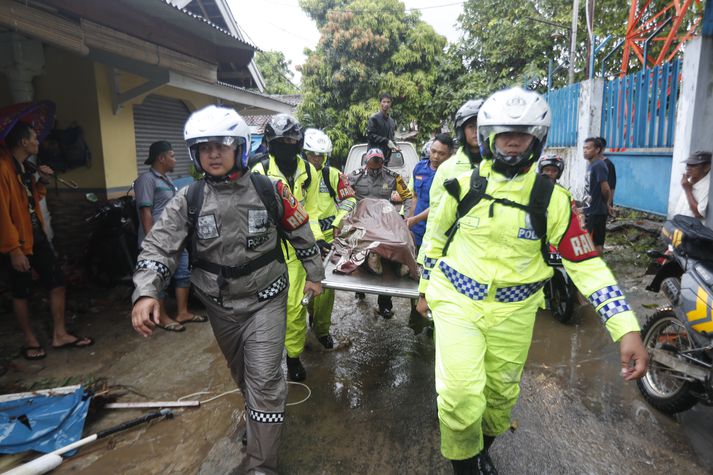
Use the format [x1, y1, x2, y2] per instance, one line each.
[366, 92, 399, 161]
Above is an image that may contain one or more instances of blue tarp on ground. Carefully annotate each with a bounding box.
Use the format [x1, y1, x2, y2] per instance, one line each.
[0, 385, 91, 454]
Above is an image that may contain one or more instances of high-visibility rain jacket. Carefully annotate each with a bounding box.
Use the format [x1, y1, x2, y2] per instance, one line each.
[253, 155, 324, 258]
[419, 160, 640, 341]
[311, 163, 356, 243]
[417, 146, 476, 263]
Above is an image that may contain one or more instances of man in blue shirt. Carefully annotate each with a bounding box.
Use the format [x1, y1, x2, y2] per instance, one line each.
[582, 137, 612, 253]
[134, 141, 206, 331]
[406, 134, 454, 248]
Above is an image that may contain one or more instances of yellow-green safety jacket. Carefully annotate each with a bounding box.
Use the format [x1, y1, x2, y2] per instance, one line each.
[311, 163, 357, 243]
[419, 160, 640, 342]
[253, 155, 324, 260]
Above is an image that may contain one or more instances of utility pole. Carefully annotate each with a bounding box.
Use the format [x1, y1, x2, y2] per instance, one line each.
[569, 0, 580, 84]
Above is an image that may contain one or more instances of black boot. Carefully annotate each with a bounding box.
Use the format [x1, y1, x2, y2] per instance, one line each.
[317, 334, 334, 349]
[483, 435, 495, 452]
[477, 450, 498, 475]
[286, 356, 306, 381]
[451, 456, 479, 475]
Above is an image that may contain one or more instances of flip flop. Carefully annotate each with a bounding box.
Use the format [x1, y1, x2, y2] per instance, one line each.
[21, 346, 47, 360]
[52, 336, 94, 349]
[156, 321, 186, 332]
[176, 314, 208, 324]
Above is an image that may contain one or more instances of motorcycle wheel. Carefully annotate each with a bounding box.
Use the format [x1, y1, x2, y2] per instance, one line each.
[636, 309, 699, 414]
[547, 270, 576, 323]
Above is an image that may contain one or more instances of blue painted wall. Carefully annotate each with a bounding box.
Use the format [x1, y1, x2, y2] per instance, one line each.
[605, 152, 671, 215]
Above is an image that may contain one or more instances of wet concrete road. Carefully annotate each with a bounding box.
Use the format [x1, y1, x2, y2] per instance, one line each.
[2, 270, 711, 474]
[270, 288, 712, 475]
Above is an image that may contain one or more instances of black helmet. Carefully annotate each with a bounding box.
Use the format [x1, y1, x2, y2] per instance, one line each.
[454, 99, 484, 142]
[537, 154, 565, 179]
[264, 114, 303, 145]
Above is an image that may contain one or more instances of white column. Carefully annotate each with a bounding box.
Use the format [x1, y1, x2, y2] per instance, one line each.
[564, 78, 603, 200]
[669, 36, 713, 226]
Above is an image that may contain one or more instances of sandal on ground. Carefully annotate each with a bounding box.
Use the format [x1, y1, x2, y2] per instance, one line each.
[156, 322, 186, 332]
[176, 314, 208, 324]
[21, 346, 47, 360]
[52, 336, 95, 349]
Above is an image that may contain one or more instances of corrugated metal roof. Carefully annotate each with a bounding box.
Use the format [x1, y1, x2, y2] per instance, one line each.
[162, 0, 257, 49]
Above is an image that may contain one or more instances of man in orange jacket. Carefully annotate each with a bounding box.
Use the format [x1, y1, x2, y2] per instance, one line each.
[0, 122, 93, 360]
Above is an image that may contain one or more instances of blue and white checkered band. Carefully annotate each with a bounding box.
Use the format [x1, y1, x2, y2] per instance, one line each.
[248, 407, 284, 424]
[295, 245, 319, 260]
[424, 257, 437, 269]
[495, 280, 547, 303]
[588, 285, 624, 308]
[421, 268, 431, 280]
[319, 215, 336, 231]
[439, 261, 488, 301]
[338, 200, 355, 212]
[597, 299, 631, 323]
[136, 259, 170, 281]
[257, 273, 288, 301]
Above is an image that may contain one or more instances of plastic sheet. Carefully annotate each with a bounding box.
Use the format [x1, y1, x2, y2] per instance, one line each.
[0, 385, 91, 455]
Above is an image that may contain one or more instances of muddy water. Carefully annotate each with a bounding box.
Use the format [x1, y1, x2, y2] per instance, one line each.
[5, 283, 710, 474]
[275, 291, 710, 474]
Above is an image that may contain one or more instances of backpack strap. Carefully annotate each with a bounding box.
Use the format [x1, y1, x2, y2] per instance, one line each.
[528, 173, 555, 263]
[303, 160, 312, 190]
[442, 168, 487, 255]
[249, 173, 280, 226]
[185, 178, 206, 266]
[321, 165, 337, 200]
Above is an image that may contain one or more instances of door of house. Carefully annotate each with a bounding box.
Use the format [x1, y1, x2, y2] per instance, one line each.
[133, 95, 192, 178]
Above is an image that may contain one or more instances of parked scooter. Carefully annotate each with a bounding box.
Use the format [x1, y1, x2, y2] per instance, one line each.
[84, 192, 138, 286]
[638, 214, 713, 414]
[543, 245, 579, 323]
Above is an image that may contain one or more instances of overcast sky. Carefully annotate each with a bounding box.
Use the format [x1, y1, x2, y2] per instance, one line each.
[228, 0, 465, 83]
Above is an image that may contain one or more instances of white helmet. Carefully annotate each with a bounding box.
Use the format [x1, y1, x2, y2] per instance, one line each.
[184, 105, 251, 174]
[477, 87, 551, 175]
[303, 128, 333, 155]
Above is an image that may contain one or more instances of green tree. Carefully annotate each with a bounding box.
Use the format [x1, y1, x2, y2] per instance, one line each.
[255, 50, 299, 95]
[455, 0, 692, 94]
[297, 0, 448, 164]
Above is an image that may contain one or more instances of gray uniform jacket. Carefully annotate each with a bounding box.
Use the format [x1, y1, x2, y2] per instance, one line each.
[348, 166, 413, 216]
[132, 172, 325, 304]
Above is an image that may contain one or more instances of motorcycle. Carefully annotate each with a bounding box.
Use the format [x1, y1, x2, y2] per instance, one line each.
[84, 192, 139, 286]
[543, 245, 579, 323]
[637, 214, 713, 414]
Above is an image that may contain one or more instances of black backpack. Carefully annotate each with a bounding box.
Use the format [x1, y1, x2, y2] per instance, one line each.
[184, 173, 284, 268]
[442, 169, 555, 259]
[321, 165, 337, 200]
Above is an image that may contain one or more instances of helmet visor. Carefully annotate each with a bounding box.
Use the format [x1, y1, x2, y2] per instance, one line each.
[186, 136, 245, 148]
[479, 124, 548, 143]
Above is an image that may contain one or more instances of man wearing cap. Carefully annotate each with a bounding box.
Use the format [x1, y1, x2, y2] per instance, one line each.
[348, 147, 413, 318]
[673, 151, 711, 225]
[134, 140, 206, 331]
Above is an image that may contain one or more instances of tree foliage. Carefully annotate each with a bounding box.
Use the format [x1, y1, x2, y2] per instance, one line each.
[454, 0, 694, 97]
[297, 0, 447, 164]
[255, 50, 299, 95]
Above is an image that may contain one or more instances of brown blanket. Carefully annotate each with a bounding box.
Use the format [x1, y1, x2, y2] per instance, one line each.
[332, 198, 419, 280]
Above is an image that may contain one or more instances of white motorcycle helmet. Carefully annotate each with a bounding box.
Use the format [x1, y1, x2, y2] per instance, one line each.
[477, 87, 551, 176]
[184, 105, 251, 175]
[303, 128, 333, 155]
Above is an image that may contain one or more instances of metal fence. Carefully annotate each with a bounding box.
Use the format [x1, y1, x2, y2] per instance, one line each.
[601, 59, 681, 149]
[546, 82, 580, 147]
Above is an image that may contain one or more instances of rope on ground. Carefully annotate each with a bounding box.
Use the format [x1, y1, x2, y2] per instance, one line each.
[176, 381, 311, 407]
[286, 381, 311, 406]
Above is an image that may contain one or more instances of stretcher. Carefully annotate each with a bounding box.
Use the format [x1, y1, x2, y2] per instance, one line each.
[319, 251, 420, 299]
